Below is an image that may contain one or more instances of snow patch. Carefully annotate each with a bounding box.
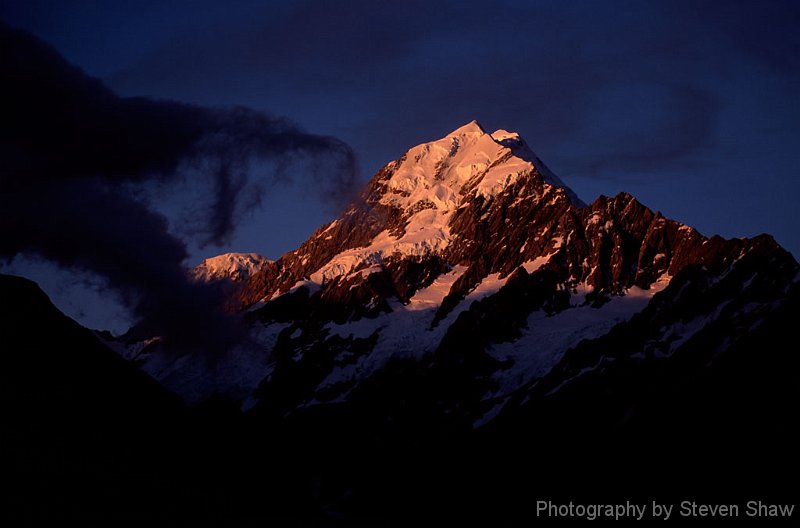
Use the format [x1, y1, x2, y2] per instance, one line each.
[466, 272, 506, 302]
[129, 321, 290, 409]
[481, 276, 673, 423]
[271, 279, 321, 300]
[521, 253, 554, 274]
[472, 398, 508, 429]
[310, 225, 451, 283]
[317, 268, 509, 389]
[325, 316, 386, 340]
[407, 265, 468, 310]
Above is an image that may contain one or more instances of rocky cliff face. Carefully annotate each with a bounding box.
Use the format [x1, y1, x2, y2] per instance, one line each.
[120, 122, 798, 429]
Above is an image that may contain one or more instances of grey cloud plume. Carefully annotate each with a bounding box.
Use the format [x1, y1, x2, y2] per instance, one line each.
[0, 21, 358, 353]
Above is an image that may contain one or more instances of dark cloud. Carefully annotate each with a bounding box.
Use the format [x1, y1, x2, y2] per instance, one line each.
[683, 0, 800, 76]
[555, 83, 721, 180]
[5, 2, 797, 182]
[99, 0, 735, 180]
[0, 21, 358, 352]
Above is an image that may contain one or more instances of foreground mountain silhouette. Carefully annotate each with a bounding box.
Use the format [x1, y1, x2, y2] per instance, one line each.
[4, 121, 798, 522]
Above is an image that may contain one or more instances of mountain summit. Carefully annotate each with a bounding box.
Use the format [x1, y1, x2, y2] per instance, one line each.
[240, 121, 583, 295]
[117, 123, 797, 430]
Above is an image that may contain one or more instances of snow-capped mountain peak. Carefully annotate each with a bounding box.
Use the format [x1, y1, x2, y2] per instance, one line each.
[382, 122, 583, 214]
[383, 120, 578, 205]
[445, 119, 486, 138]
[192, 252, 271, 283]
[219, 123, 590, 293]
[294, 122, 585, 284]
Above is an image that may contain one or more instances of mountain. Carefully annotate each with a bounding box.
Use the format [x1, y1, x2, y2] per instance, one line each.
[0, 274, 183, 519]
[192, 252, 271, 283]
[218, 121, 798, 517]
[10, 121, 797, 521]
[124, 121, 798, 428]
[0, 273, 337, 522]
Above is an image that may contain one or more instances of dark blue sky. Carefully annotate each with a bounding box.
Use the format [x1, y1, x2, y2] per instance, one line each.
[2, 0, 798, 330]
